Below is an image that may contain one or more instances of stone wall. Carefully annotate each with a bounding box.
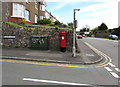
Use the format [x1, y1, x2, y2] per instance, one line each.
[2, 23, 73, 51]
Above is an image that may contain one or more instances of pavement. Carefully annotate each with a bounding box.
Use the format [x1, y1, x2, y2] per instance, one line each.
[1, 40, 103, 65]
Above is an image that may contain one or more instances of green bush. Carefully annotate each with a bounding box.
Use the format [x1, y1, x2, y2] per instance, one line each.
[54, 21, 61, 25]
[67, 26, 73, 29]
[37, 18, 51, 24]
[61, 24, 67, 28]
[55, 26, 59, 29]
[21, 18, 26, 25]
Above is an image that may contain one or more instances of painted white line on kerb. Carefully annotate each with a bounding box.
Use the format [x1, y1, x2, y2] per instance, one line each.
[115, 68, 120, 72]
[23, 78, 91, 86]
[110, 72, 120, 78]
[108, 63, 116, 67]
[104, 67, 112, 71]
[86, 54, 95, 57]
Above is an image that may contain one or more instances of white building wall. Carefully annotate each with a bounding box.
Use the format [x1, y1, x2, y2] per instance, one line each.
[45, 11, 50, 19]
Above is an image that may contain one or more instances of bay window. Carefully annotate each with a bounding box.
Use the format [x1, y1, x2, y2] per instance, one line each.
[25, 10, 30, 21]
[12, 3, 25, 18]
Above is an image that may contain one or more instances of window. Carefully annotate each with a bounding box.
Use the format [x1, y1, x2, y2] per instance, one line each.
[40, 5, 45, 11]
[25, 10, 30, 21]
[40, 16, 44, 19]
[13, 3, 17, 16]
[26, 0, 29, 3]
[12, 3, 25, 18]
[35, 15, 38, 23]
[40, 5, 42, 10]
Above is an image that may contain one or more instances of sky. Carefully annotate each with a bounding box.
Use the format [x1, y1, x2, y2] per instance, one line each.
[46, 0, 119, 31]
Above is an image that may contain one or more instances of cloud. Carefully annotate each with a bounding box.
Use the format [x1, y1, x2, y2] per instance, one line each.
[76, 0, 118, 30]
[47, 0, 88, 2]
[47, 0, 119, 3]
[49, 0, 119, 11]
[51, 2, 70, 11]
[49, 0, 99, 11]
[95, 0, 119, 3]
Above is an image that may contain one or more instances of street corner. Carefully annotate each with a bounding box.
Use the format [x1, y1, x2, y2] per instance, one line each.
[83, 42, 112, 67]
[1, 41, 112, 68]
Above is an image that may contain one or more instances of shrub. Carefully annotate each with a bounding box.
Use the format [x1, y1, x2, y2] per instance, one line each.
[54, 21, 61, 25]
[21, 18, 26, 25]
[37, 18, 51, 24]
[55, 26, 59, 29]
[61, 24, 67, 28]
[37, 19, 43, 24]
[67, 26, 73, 29]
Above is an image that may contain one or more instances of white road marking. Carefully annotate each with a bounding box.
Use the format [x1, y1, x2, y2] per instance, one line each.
[108, 63, 116, 67]
[110, 72, 120, 78]
[115, 68, 120, 72]
[104, 67, 112, 71]
[23, 78, 91, 86]
[86, 54, 95, 57]
[25, 54, 29, 55]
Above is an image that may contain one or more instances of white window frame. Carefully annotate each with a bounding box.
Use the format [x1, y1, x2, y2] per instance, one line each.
[40, 5, 42, 10]
[40, 5, 45, 11]
[12, 3, 25, 18]
[35, 14, 38, 23]
[26, 0, 29, 3]
[25, 10, 30, 22]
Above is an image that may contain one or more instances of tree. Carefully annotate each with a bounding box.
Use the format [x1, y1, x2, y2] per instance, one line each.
[82, 28, 87, 32]
[111, 26, 120, 36]
[98, 23, 108, 31]
[67, 22, 73, 28]
[79, 25, 90, 34]
[67, 22, 73, 27]
[82, 25, 90, 32]
[67, 22, 73, 26]
[86, 28, 90, 32]
[91, 27, 99, 35]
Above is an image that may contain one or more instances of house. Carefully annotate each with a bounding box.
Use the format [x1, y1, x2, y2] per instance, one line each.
[2, 0, 47, 24]
[45, 10, 59, 23]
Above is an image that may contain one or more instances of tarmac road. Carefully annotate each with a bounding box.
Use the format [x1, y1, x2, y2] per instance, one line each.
[1, 59, 119, 86]
[81, 37, 118, 67]
[1, 37, 119, 86]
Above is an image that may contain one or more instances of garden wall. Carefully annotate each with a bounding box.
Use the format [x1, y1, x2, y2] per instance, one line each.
[2, 23, 73, 52]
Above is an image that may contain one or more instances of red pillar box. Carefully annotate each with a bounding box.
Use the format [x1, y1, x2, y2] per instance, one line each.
[60, 32, 66, 52]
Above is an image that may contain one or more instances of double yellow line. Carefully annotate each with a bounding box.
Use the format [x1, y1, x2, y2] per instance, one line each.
[84, 42, 112, 68]
[0, 42, 112, 68]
